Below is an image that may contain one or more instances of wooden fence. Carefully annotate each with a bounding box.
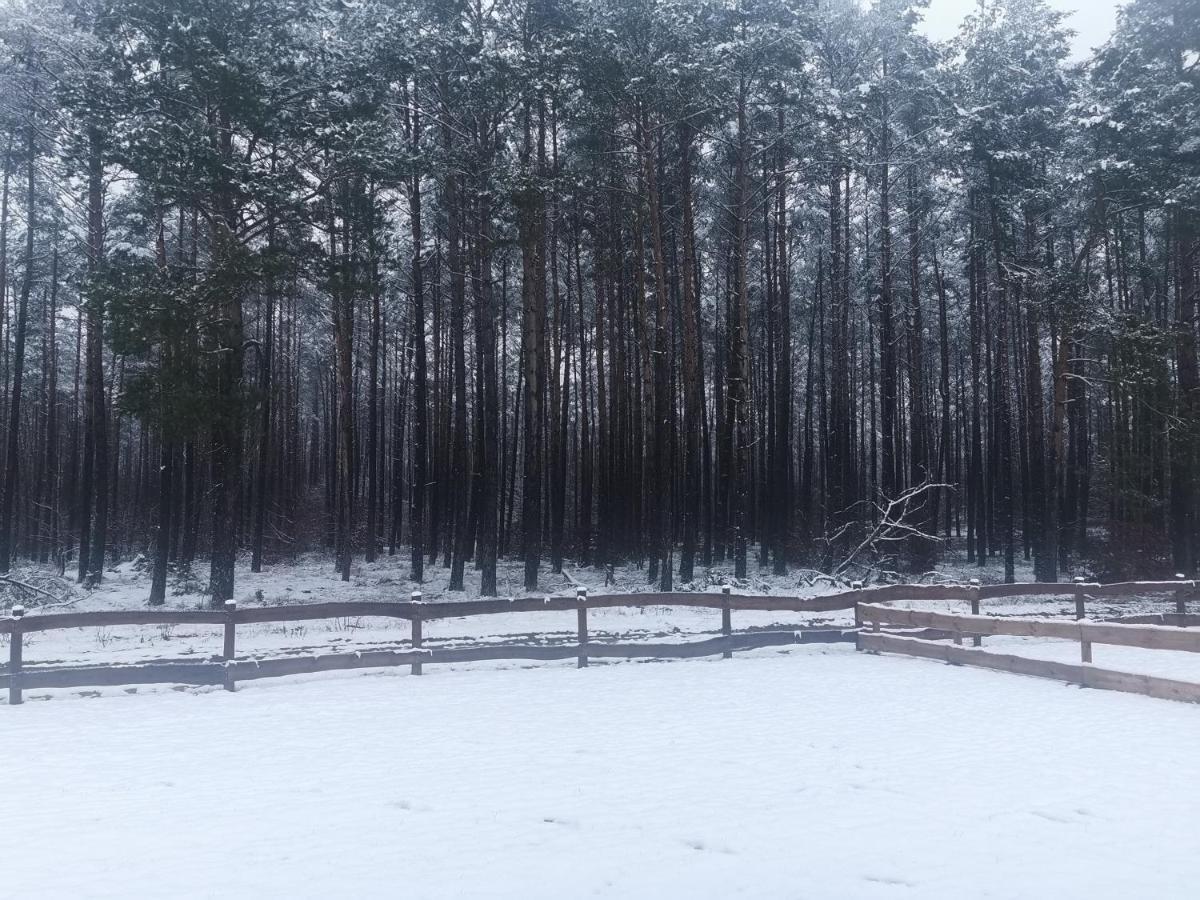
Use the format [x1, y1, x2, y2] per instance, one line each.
[857, 579, 1200, 704]
[1, 587, 859, 704]
[4, 577, 1198, 705]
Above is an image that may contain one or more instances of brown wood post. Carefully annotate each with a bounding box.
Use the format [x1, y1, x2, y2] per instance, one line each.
[411, 591, 423, 675]
[721, 586, 732, 659]
[969, 578, 982, 646]
[1076, 576, 1092, 662]
[851, 581, 865, 650]
[222, 600, 237, 692]
[8, 605, 24, 705]
[1175, 573, 1188, 624]
[576, 588, 588, 668]
[946, 578, 961, 646]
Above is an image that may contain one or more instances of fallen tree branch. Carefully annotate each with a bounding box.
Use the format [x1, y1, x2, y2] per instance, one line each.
[0, 574, 67, 603]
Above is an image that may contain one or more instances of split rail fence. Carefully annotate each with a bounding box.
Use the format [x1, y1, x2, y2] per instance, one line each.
[1, 588, 860, 704]
[3, 578, 1199, 705]
[857, 579, 1200, 704]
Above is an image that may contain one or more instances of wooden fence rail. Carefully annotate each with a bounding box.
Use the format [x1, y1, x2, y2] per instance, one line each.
[857, 581, 1200, 704]
[4, 577, 1198, 705]
[857, 634, 1200, 704]
[858, 603, 1200, 655]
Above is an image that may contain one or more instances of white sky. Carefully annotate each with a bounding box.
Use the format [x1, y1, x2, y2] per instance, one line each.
[917, 0, 1125, 60]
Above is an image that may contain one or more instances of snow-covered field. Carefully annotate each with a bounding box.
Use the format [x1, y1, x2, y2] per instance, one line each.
[4, 645, 1199, 899]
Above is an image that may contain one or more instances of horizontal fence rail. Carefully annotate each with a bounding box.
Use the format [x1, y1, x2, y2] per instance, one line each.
[858, 604, 1200, 654]
[859, 634, 1200, 704]
[857, 579, 1200, 704]
[4, 577, 1198, 705]
[0, 591, 861, 636]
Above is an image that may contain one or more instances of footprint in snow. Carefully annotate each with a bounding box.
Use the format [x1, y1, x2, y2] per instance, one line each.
[1031, 809, 1072, 824]
[864, 875, 915, 888]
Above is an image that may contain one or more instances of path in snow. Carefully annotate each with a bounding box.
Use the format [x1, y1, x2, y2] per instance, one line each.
[4, 645, 1199, 898]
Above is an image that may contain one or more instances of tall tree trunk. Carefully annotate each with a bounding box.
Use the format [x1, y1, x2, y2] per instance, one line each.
[0, 111, 36, 573]
[678, 122, 701, 582]
[407, 84, 428, 584]
[1171, 215, 1199, 574]
[519, 98, 547, 591]
[208, 107, 245, 605]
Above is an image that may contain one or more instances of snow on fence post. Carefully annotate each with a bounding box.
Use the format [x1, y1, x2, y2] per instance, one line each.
[576, 588, 589, 669]
[721, 587, 732, 659]
[223, 600, 238, 693]
[1073, 576, 1087, 621]
[1175, 574, 1189, 624]
[411, 591, 423, 676]
[969, 579, 982, 647]
[8, 605, 25, 705]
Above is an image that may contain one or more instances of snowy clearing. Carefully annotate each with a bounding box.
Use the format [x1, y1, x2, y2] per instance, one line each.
[5, 645, 1199, 899]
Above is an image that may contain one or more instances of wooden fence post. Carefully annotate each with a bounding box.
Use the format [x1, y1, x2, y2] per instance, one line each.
[411, 591, 423, 675]
[721, 587, 732, 659]
[969, 578, 982, 647]
[949, 580, 962, 647]
[576, 588, 588, 668]
[854, 589, 863, 651]
[8, 605, 24, 705]
[850, 582, 864, 648]
[223, 600, 237, 692]
[1175, 573, 1188, 625]
[1075, 578, 1092, 662]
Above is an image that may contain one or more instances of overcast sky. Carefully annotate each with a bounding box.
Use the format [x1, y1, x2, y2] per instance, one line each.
[917, 0, 1125, 60]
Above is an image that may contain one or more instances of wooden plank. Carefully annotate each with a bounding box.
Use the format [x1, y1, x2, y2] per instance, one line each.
[233, 601, 416, 625]
[854, 584, 974, 603]
[977, 583, 1084, 600]
[1107, 613, 1200, 628]
[1086, 580, 1193, 598]
[860, 633, 1200, 704]
[19, 608, 229, 633]
[1077, 621, 1200, 653]
[0, 629, 858, 695]
[1080, 666, 1200, 703]
[860, 632, 1082, 680]
[861, 603, 1200, 652]
[232, 650, 428, 681]
[427, 645, 582, 665]
[858, 604, 1080, 639]
[19, 662, 225, 690]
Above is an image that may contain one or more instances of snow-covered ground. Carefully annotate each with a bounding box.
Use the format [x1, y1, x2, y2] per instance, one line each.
[4, 645, 1199, 899]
